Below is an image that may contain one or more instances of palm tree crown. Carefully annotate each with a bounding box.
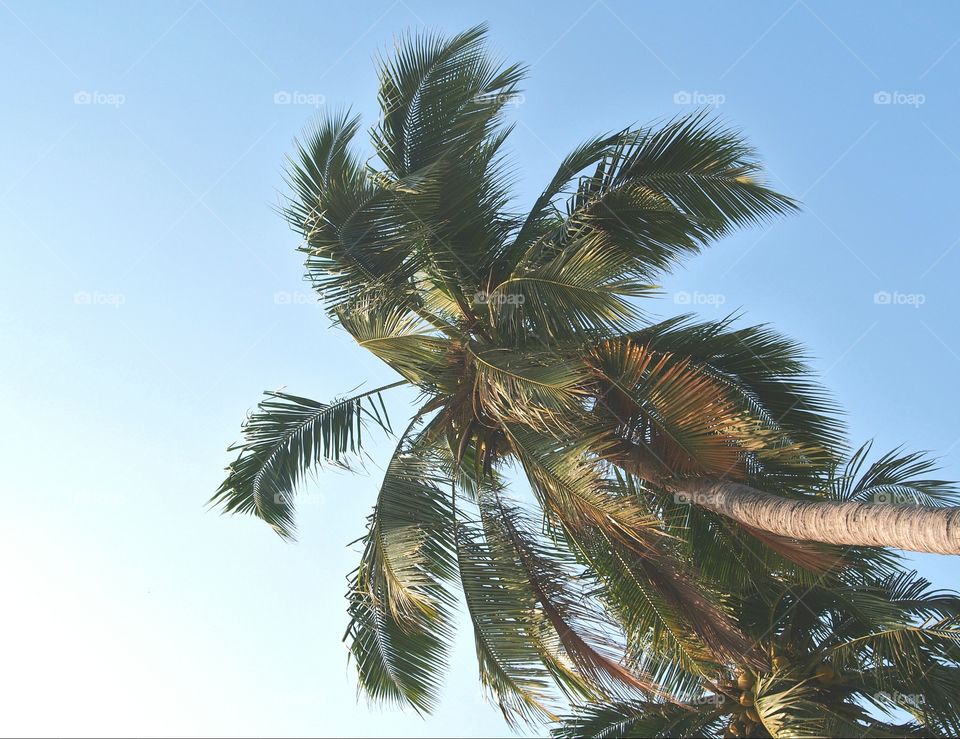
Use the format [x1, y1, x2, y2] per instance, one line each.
[213, 25, 960, 733]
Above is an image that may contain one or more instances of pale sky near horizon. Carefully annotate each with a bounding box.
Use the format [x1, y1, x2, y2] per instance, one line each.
[2, 1, 960, 736]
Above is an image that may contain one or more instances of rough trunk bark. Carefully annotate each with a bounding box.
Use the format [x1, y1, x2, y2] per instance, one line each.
[610, 442, 960, 555]
[680, 479, 960, 555]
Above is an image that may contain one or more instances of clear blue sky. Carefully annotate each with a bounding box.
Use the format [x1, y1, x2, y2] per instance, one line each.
[2, 1, 959, 736]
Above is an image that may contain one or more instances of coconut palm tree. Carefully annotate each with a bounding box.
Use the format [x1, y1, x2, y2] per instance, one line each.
[556, 446, 960, 737]
[212, 25, 960, 721]
[555, 568, 960, 738]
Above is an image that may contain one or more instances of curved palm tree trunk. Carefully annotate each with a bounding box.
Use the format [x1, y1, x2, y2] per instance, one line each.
[681, 479, 960, 555]
[610, 444, 960, 554]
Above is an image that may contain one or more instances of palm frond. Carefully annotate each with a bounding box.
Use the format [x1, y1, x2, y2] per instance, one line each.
[372, 24, 525, 285]
[494, 498, 664, 702]
[573, 525, 764, 677]
[591, 337, 766, 477]
[831, 617, 960, 671]
[856, 662, 960, 736]
[519, 113, 796, 285]
[456, 507, 560, 727]
[339, 301, 456, 390]
[284, 112, 415, 314]
[620, 315, 845, 471]
[753, 679, 848, 738]
[503, 131, 622, 268]
[373, 24, 524, 177]
[469, 345, 588, 429]
[488, 229, 654, 345]
[831, 442, 960, 507]
[601, 112, 797, 230]
[566, 528, 738, 699]
[503, 422, 660, 548]
[345, 423, 457, 713]
[553, 699, 726, 739]
[213, 382, 400, 538]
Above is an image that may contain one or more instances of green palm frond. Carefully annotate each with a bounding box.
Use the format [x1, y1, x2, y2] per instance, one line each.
[345, 423, 457, 713]
[503, 423, 659, 546]
[456, 507, 559, 727]
[284, 112, 415, 314]
[815, 569, 960, 638]
[491, 497, 664, 703]
[876, 569, 960, 621]
[753, 679, 845, 738]
[567, 531, 725, 699]
[373, 24, 524, 177]
[856, 663, 960, 736]
[505, 132, 624, 264]
[520, 114, 796, 286]
[831, 617, 960, 673]
[569, 525, 763, 690]
[213, 382, 400, 538]
[469, 345, 588, 429]
[761, 571, 960, 736]
[553, 699, 726, 739]
[339, 302, 455, 389]
[624, 315, 845, 466]
[372, 24, 525, 285]
[571, 112, 797, 242]
[830, 441, 960, 507]
[488, 229, 655, 344]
